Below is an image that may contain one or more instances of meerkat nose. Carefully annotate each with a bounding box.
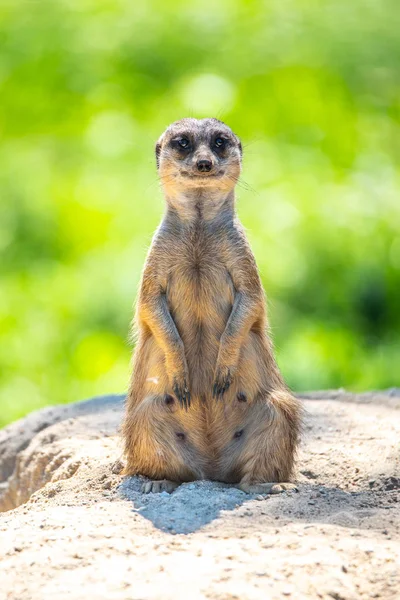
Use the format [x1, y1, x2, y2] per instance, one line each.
[197, 159, 212, 173]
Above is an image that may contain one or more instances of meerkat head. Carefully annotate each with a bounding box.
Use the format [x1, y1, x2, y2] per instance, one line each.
[155, 118, 242, 200]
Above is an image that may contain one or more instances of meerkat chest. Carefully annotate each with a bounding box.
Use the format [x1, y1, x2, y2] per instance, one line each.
[167, 231, 235, 316]
[173, 231, 227, 284]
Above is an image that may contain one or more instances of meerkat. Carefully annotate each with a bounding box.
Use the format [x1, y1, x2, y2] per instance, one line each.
[122, 118, 302, 495]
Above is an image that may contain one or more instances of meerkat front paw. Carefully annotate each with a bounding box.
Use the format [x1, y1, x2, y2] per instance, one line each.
[141, 479, 180, 494]
[165, 353, 191, 410]
[239, 482, 298, 495]
[213, 364, 235, 399]
[171, 374, 191, 410]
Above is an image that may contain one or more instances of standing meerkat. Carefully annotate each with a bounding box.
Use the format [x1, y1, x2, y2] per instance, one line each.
[123, 118, 302, 494]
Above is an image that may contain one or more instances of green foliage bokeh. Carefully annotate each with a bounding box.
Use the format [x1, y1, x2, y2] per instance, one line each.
[1, 0, 400, 426]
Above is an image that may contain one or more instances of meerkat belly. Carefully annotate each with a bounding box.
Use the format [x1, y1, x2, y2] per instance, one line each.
[167, 259, 235, 396]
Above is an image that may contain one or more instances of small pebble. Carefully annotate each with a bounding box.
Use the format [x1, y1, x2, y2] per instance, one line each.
[282, 588, 293, 596]
[111, 460, 124, 475]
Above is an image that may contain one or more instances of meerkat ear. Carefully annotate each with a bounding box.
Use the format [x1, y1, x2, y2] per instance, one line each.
[236, 136, 243, 156]
[155, 135, 163, 168]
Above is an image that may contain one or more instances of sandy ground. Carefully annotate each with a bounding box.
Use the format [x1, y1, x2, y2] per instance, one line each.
[0, 390, 399, 600]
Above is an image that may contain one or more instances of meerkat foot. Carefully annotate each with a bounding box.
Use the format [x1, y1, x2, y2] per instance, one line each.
[141, 479, 180, 494]
[239, 482, 298, 495]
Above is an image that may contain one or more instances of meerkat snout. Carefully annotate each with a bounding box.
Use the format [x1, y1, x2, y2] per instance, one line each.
[197, 159, 212, 173]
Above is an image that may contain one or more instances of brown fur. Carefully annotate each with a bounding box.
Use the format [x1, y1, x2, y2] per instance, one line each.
[123, 118, 302, 493]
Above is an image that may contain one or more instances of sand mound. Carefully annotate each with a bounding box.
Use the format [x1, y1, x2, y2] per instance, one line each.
[1, 390, 399, 599]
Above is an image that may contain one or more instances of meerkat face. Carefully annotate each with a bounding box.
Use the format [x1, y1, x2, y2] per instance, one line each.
[155, 118, 242, 196]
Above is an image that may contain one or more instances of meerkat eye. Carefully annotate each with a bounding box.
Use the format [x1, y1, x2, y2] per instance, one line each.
[214, 137, 225, 148]
[178, 137, 190, 149]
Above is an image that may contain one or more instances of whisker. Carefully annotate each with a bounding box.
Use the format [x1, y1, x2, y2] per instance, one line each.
[145, 173, 177, 192]
[242, 139, 262, 149]
[224, 173, 258, 195]
[238, 179, 258, 195]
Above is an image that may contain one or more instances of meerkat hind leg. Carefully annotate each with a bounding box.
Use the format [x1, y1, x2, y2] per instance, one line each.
[239, 482, 298, 495]
[141, 479, 180, 494]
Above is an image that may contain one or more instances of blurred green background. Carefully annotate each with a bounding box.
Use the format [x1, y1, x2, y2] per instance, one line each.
[1, 0, 400, 427]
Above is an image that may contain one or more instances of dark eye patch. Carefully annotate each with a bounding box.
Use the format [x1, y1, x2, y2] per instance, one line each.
[171, 135, 192, 151]
[212, 134, 230, 151]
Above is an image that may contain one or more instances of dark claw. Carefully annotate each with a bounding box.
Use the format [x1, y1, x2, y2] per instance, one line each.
[173, 379, 191, 410]
[213, 369, 232, 400]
